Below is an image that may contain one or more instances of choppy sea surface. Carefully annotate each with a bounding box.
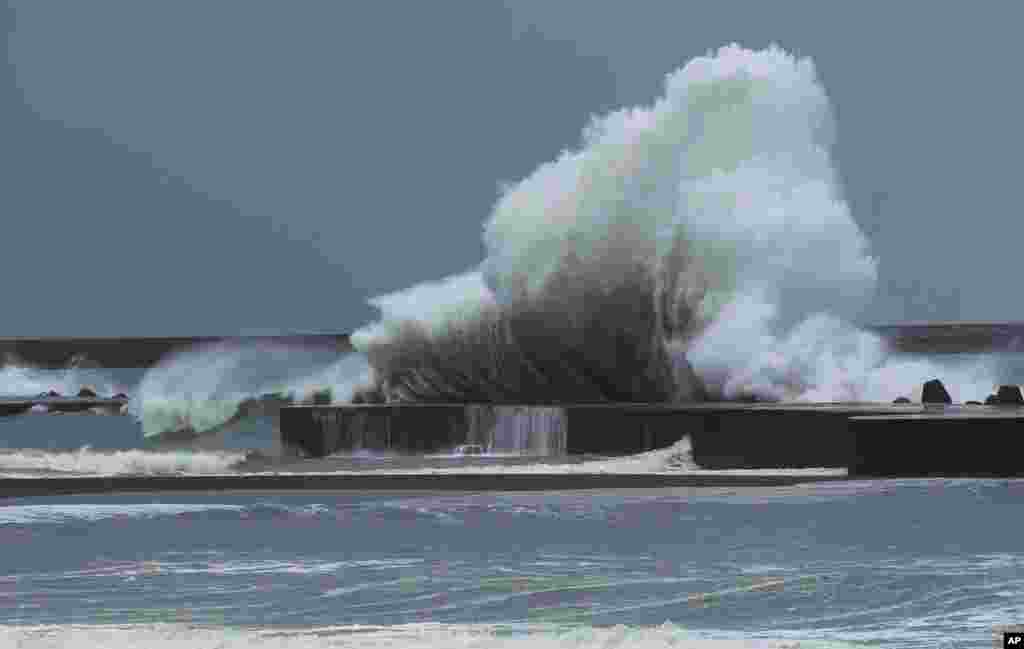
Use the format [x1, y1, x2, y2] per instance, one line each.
[2, 419, 1023, 648]
[1, 374, 1023, 648]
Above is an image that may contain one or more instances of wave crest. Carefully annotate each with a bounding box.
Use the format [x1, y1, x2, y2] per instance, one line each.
[350, 44, 877, 406]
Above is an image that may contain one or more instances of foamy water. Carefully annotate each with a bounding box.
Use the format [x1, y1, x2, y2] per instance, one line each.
[310, 438, 843, 476]
[0, 447, 246, 476]
[0, 365, 124, 399]
[0, 502, 248, 525]
[0, 623, 861, 648]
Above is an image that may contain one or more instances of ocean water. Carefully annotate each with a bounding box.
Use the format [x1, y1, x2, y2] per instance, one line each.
[2, 469, 1023, 648]
[2, 369, 1024, 647]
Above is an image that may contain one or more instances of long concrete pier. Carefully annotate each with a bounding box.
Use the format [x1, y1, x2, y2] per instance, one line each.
[0, 396, 127, 416]
[867, 320, 1024, 353]
[0, 334, 351, 368]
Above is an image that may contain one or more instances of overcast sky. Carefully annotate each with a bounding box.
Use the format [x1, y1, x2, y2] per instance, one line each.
[3, 2, 1022, 336]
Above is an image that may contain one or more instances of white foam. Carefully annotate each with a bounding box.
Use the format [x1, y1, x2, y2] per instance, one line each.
[296, 438, 845, 477]
[131, 344, 371, 438]
[688, 291, 998, 402]
[0, 364, 123, 398]
[0, 502, 337, 527]
[0, 503, 244, 525]
[0, 447, 246, 476]
[345, 44, 889, 405]
[342, 43, 1003, 407]
[0, 622, 866, 648]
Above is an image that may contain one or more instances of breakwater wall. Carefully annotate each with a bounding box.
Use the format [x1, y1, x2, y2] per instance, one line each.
[0, 334, 350, 368]
[279, 404, 571, 457]
[0, 397, 127, 416]
[278, 404, 707, 458]
[279, 402, 1024, 476]
[850, 413, 1024, 476]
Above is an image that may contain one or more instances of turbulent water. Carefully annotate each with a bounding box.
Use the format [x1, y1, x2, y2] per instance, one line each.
[348, 43, 875, 405]
[0, 447, 248, 477]
[2, 480, 1023, 647]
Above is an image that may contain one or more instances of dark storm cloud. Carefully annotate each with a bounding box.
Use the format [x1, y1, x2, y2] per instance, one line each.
[4, 1, 1024, 335]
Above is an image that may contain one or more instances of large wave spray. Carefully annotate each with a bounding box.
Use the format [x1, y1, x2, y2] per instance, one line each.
[131, 44, 996, 438]
[131, 342, 371, 438]
[0, 363, 124, 399]
[350, 44, 879, 404]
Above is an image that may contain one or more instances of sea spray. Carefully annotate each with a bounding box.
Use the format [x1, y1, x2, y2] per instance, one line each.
[131, 342, 371, 438]
[134, 44, 999, 439]
[0, 363, 124, 398]
[688, 291, 999, 402]
[350, 44, 878, 403]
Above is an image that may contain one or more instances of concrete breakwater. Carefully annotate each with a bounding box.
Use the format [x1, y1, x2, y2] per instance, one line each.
[279, 401, 1024, 477]
[5, 377, 1023, 477]
[279, 403, 913, 464]
[280, 404, 571, 457]
[0, 334, 351, 368]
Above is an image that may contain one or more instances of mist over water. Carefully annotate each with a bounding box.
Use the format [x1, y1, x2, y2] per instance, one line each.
[125, 44, 998, 438]
[129, 343, 371, 438]
[0, 365, 125, 399]
[688, 292, 999, 403]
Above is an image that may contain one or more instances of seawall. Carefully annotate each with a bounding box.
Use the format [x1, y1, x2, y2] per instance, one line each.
[0, 397, 127, 416]
[0, 334, 351, 368]
[279, 403, 1024, 477]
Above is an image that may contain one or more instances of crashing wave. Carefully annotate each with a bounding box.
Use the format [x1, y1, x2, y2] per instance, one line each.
[130, 44, 996, 441]
[349, 44, 875, 404]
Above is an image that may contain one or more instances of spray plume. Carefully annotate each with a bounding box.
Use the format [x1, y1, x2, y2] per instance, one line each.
[133, 44, 997, 438]
[351, 44, 883, 404]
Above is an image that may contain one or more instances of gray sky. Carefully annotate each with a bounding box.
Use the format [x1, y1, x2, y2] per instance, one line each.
[3, 2, 1022, 336]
